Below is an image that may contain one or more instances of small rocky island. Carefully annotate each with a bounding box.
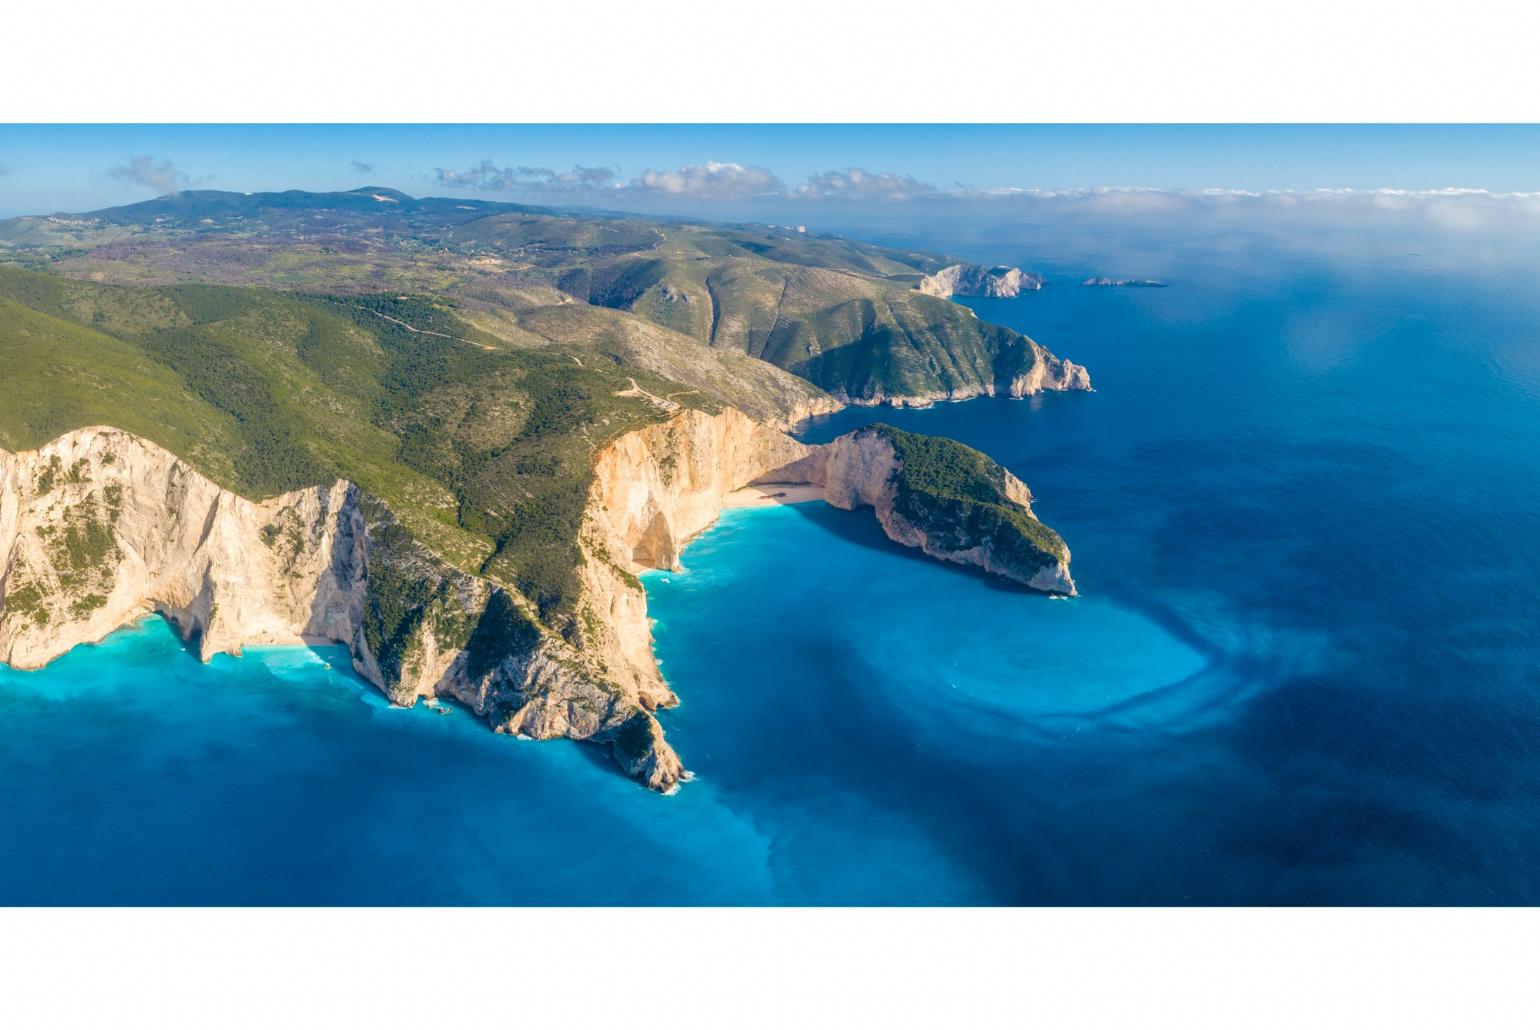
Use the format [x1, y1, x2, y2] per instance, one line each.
[1081, 276, 1169, 288]
[919, 263, 1045, 298]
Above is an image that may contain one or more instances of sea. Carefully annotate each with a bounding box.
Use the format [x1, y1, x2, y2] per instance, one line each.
[4, 234, 1540, 904]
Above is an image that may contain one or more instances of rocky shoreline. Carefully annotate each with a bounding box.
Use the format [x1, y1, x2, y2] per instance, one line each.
[2, 397, 1080, 791]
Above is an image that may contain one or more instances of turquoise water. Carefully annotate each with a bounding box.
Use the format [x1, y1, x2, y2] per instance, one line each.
[0, 617, 784, 904]
[4, 243, 1540, 903]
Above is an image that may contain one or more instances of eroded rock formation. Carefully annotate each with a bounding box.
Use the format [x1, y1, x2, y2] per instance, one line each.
[917, 263, 1045, 299]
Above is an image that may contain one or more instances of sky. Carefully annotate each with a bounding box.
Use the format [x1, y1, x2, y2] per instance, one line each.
[3, 124, 1540, 219]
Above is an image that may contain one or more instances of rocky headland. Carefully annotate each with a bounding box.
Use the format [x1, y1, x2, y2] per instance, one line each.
[763, 425, 1075, 594]
[831, 341, 1090, 408]
[918, 263, 1046, 299]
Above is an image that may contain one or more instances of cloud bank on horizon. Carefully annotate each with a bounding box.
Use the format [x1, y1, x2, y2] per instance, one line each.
[423, 156, 1540, 235]
[432, 159, 940, 201]
[27, 149, 1540, 249]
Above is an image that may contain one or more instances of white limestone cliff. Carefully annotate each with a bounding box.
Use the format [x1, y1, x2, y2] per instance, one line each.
[2, 408, 1075, 794]
[0, 427, 366, 670]
[764, 429, 1076, 595]
[577, 406, 812, 705]
[1007, 349, 1093, 396]
[0, 426, 683, 789]
[917, 263, 1045, 299]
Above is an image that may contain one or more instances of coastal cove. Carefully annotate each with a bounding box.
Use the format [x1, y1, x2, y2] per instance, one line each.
[4, 243, 1540, 903]
[0, 507, 1201, 905]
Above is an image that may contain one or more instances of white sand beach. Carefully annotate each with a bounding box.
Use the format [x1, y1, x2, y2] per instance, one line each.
[721, 482, 826, 508]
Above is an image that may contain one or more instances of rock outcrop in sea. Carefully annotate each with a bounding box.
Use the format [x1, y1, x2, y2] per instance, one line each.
[1081, 277, 1168, 288]
[918, 263, 1045, 299]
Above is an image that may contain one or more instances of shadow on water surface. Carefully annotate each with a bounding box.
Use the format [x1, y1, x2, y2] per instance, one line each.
[773, 499, 1056, 600]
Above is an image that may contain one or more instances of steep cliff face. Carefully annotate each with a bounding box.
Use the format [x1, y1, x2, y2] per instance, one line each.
[833, 339, 1091, 409]
[1, 409, 1076, 795]
[577, 407, 812, 704]
[0, 414, 816, 794]
[917, 263, 1045, 299]
[1003, 345, 1093, 398]
[768, 426, 1075, 595]
[765, 392, 845, 433]
[0, 427, 366, 670]
[0, 427, 688, 791]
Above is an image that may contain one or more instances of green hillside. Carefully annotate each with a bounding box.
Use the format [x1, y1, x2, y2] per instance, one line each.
[487, 218, 1062, 401]
[1, 189, 1080, 406]
[0, 192, 1091, 619]
[0, 266, 706, 621]
[877, 425, 1068, 564]
[0, 191, 1092, 789]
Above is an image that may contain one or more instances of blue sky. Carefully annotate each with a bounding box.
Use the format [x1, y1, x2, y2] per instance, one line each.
[2, 125, 1540, 218]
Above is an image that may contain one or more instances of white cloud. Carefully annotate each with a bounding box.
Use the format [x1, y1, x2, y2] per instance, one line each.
[424, 157, 1540, 238]
[944, 184, 1540, 233]
[632, 161, 782, 198]
[435, 160, 619, 193]
[108, 154, 190, 195]
[435, 158, 780, 200]
[795, 168, 934, 200]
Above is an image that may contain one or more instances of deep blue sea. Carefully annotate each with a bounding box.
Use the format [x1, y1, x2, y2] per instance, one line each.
[5, 241, 1540, 904]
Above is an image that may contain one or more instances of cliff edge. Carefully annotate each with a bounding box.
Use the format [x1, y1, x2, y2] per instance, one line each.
[766, 425, 1075, 594]
[918, 263, 1045, 299]
[0, 427, 688, 790]
[2, 413, 1075, 793]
